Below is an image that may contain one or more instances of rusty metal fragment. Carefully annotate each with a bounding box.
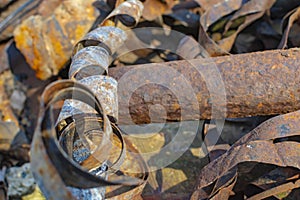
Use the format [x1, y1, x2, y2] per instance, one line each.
[101, 0, 144, 27]
[32, 80, 147, 199]
[210, 173, 237, 200]
[247, 179, 300, 200]
[69, 46, 110, 79]
[191, 110, 300, 199]
[249, 168, 300, 199]
[73, 26, 127, 56]
[233, 110, 300, 147]
[197, 0, 277, 53]
[58, 75, 119, 122]
[218, 0, 276, 51]
[198, 22, 229, 56]
[13, 0, 98, 80]
[278, 6, 300, 49]
[0, 70, 19, 126]
[107, 48, 300, 124]
[200, 0, 243, 31]
[31, 0, 149, 198]
[0, 0, 42, 41]
[68, 26, 129, 123]
[192, 140, 300, 199]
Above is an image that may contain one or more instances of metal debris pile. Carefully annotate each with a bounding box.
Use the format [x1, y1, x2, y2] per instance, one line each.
[0, 0, 300, 199]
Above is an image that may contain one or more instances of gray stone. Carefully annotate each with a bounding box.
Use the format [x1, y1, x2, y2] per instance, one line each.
[5, 163, 36, 198]
[10, 90, 26, 114]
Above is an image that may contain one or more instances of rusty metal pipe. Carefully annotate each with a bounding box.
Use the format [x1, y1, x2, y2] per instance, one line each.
[108, 48, 300, 124]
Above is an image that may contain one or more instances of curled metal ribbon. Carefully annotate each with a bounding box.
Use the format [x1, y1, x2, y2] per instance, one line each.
[101, 0, 144, 27]
[72, 26, 127, 56]
[31, 80, 147, 199]
[69, 46, 110, 79]
[32, 0, 148, 199]
[58, 75, 118, 123]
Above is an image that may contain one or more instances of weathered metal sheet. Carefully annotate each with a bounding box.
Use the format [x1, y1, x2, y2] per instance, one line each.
[191, 110, 300, 199]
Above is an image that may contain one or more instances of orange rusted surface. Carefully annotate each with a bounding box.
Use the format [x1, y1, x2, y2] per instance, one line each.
[14, 0, 98, 80]
[108, 48, 300, 124]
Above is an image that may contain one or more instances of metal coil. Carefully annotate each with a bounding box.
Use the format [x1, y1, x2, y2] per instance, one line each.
[69, 46, 110, 79]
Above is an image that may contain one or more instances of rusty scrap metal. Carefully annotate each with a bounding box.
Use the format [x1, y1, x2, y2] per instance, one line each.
[101, 0, 143, 27]
[247, 179, 300, 200]
[278, 6, 300, 49]
[0, 71, 19, 126]
[199, 0, 243, 31]
[191, 110, 300, 199]
[31, 80, 147, 199]
[73, 26, 127, 57]
[107, 48, 300, 125]
[69, 46, 110, 79]
[193, 140, 300, 193]
[58, 75, 119, 123]
[13, 0, 98, 80]
[232, 110, 300, 147]
[32, 0, 148, 199]
[0, 0, 42, 41]
[70, 26, 127, 80]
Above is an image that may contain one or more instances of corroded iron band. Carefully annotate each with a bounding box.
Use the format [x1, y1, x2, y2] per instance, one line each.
[31, 0, 148, 199]
[31, 80, 146, 199]
[73, 26, 127, 56]
[69, 46, 110, 80]
[101, 0, 144, 27]
[57, 114, 126, 175]
[58, 75, 118, 123]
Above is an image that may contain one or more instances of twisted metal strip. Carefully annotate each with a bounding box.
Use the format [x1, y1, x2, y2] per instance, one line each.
[32, 0, 148, 199]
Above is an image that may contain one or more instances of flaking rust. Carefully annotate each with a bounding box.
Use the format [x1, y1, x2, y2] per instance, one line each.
[108, 48, 300, 124]
[13, 0, 98, 80]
